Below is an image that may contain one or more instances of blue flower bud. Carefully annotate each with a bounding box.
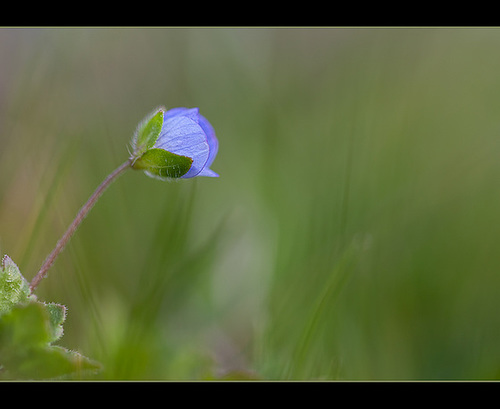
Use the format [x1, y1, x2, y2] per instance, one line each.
[131, 107, 219, 180]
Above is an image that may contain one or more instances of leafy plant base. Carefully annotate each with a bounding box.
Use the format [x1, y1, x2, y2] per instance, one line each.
[0, 255, 100, 379]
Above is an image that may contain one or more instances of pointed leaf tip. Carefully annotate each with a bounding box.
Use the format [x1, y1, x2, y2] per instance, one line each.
[0, 255, 34, 316]
[132, 107, 165, 157]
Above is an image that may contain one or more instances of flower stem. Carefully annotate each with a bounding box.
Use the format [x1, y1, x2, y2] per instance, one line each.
[30, 159, 132, 292]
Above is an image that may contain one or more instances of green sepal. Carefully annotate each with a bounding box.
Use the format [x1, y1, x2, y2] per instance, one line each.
[132, 107, 165, 157]
[132, 148, 193, 179]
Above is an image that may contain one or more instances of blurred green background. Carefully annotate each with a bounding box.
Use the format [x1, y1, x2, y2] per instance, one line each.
[2, 27, 500, 380]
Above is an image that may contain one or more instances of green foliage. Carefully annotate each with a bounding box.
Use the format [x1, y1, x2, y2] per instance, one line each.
[132, 148, 193, 179]
[132, 107, 164, 157]
[5, 29, 500, 380]
[130, 107, 193, 179]
[0, 255, 35, 314]
[0, 255, 99, 379]
[44, 302, 66, 343]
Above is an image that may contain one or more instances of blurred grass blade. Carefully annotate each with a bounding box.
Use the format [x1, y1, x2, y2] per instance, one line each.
[289, 242, 359, 378]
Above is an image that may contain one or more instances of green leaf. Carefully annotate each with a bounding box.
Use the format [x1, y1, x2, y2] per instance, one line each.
[0, 303, 100, 379]
[44, 302, 66, 343]
[0, 302, 50, 349]
[2, 344, 99, 380]
[0, 255, 100, 379]
[0, 255, 35, 315]
[132, 107, 165, 157]
[132, 148, 193, 179]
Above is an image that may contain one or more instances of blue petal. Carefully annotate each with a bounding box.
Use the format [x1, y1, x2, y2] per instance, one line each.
[198, 113, 218, 169]
[155, 113, 209, 178]
[196, 167, 219, 177]
[164, 107, 199, 122]
[155, 107, 219, 178]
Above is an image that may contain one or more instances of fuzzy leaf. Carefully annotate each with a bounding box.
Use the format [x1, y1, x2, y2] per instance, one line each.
[0, 255, 35, 315]
[132, 107, 165, 157]
[0, 255, 100, 379]
[132, 148, 193, 179]
[44, 302, 67, 343]
[0, 303, 100, 379]
[0, 302, 50, 349]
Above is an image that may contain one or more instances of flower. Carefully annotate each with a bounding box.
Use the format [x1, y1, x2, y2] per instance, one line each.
[131, 107, 219, 180]
[158, 107, 218, 178]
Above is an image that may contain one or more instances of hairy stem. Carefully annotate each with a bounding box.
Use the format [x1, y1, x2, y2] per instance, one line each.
[30, 159, 132, 292]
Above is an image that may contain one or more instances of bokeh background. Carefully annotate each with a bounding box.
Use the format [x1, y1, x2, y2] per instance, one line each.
[1, 27, 500, 380]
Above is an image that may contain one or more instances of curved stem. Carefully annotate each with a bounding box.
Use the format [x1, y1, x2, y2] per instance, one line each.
[30, 159, 132, 292]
